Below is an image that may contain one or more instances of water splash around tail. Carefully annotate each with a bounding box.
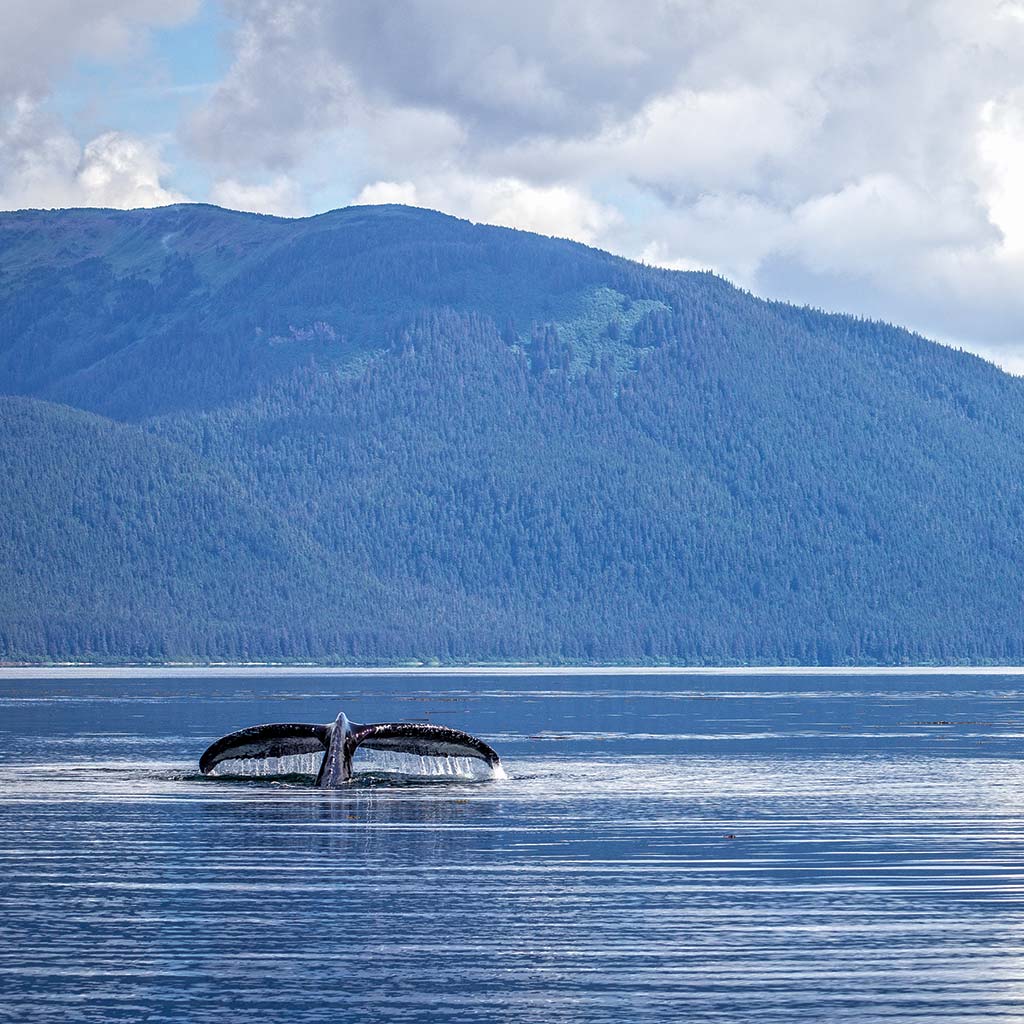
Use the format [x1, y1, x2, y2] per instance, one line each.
[208, 748, 504, 782]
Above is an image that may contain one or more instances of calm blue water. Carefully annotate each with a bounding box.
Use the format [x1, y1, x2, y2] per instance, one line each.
[2, 670, 1024, 1023]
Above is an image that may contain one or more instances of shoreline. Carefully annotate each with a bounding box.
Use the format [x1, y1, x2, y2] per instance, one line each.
[5, 664, 1024, 678]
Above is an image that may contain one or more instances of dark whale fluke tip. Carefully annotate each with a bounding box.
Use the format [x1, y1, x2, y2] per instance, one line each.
[200, 709, 501, 787]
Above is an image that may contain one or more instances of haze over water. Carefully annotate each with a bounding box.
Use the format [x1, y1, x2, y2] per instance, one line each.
[2, 670, 1024, 1022]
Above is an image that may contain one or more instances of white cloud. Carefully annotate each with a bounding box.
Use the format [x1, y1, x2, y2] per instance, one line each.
[355, 173, 620, 243]
[0, 101, 185, 210]
[74, 132, 187, 209]
[0, 0, 199, 101]
[210, 175, 306, 217]
[615, 85, 820, 198]
[186, 4, 352, 169]
[633, 193, 791, 287]
[193, 0, 708, 162]
[789, 175, 990, 277]
[356, 181, 419, 207]
[0, 2, 197, 212]
[978, 95, 1024, 254]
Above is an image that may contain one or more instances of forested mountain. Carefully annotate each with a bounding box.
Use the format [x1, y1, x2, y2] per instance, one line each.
[2, 203, 1023, 664]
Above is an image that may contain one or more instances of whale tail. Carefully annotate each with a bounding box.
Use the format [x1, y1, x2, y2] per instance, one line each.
[198, 721, 331, 775]
[199, 711, 501, 787]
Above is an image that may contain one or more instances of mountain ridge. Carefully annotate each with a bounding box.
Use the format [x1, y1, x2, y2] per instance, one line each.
[2, 203, 1023, 664]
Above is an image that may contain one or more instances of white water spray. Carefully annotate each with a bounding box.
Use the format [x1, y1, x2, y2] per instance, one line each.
[209, 748, 505, 781]
[208, 751, 326, 777]
[354, 747, 504, 780]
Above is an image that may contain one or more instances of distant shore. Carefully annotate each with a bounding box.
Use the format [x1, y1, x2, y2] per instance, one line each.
[4, 664, 1024, 678]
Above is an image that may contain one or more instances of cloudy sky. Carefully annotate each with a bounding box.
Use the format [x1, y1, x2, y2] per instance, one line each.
[5, 1, 1024, 370]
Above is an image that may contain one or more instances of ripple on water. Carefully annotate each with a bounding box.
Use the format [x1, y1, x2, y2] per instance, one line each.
[2, 672, 1024, 1022]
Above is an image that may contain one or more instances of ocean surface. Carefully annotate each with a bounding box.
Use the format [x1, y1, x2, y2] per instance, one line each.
[2, 669, 1024, 1023]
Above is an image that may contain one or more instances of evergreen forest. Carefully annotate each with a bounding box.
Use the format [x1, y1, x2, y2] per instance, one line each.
[2, 203, 1023, 664]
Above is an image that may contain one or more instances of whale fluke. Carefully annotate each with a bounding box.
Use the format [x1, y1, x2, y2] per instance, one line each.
[198, 722, 331, 775]
[199, 711, 501, 786]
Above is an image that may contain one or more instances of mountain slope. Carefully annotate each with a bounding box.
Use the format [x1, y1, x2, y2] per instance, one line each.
[2, 204, 1023, 663]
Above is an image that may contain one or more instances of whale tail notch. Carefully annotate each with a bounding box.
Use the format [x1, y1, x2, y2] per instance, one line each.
[199, 711, 501, 787]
